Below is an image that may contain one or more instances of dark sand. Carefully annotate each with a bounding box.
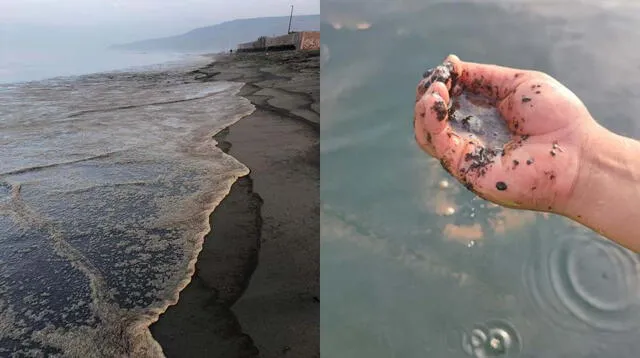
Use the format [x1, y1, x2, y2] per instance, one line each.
[150, 51, 319, 358]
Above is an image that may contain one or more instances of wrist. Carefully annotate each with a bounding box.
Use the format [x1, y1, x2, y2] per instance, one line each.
[562, 124, 615, 218]
[561, 122, 640, 227]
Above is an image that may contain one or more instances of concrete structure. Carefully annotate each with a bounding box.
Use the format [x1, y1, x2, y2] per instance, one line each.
[298, 31, 320, 50]
[237, 31, 320, 52]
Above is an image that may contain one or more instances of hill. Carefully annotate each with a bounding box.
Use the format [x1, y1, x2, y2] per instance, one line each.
[111, 14, 320, 53]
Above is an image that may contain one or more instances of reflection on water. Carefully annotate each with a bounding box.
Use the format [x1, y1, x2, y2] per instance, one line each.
[321, 0, 640, 357]
[0, 63, 254, 355]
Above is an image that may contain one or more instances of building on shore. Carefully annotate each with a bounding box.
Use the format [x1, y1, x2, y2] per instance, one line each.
[236, 31, 320, 52]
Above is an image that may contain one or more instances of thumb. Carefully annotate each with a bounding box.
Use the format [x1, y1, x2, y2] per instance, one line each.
[446, 54, 531, 100]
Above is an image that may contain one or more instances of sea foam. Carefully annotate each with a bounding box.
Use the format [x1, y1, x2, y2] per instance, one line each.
[0, 63, 254, 356]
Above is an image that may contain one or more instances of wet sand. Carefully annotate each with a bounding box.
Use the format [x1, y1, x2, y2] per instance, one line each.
[150, 50, 319, 358]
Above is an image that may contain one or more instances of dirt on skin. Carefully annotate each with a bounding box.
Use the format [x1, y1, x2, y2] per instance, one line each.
[421, 62, 522, 193]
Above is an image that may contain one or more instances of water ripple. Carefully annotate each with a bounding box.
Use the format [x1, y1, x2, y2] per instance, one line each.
[523, 229, 640, 333]
[461, 319, 522, 357]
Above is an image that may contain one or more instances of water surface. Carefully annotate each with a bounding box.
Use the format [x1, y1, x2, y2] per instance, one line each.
[0, 47, 192, 85]
[320, 1, 640, 357]
[0, 60, 254, 356]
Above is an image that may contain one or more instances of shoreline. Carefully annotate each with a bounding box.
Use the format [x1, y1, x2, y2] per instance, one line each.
[150, 50, 319, 357]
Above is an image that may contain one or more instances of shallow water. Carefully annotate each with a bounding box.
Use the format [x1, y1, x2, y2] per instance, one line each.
[0, 61, 254, 355]
[320, 0, 640, 357]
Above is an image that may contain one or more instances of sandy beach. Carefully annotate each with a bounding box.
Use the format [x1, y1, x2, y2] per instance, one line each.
[150, 50, 319, 358]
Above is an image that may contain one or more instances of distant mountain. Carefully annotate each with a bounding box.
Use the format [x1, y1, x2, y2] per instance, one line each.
[110, 14, 320, 53]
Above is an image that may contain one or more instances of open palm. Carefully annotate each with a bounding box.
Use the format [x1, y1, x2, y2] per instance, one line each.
[414, 55, 598, 213]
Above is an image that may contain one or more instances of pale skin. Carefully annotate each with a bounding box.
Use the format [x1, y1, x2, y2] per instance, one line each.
[414, 54, 640, 253]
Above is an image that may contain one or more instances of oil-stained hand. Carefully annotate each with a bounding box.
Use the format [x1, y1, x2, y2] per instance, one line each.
[414, 54, 596, 214]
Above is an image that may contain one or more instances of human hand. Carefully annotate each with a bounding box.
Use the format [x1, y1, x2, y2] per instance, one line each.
[414, 55, 599, 214]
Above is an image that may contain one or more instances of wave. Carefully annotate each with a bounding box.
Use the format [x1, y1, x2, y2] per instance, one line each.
[0, 66, 255, 356]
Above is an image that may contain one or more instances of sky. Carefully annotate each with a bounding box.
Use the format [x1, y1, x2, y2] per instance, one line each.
[0, 0, 320, 46]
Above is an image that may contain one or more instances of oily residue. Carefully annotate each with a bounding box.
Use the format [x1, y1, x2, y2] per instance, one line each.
[448, 91, 511, 151]
[421, 62, 519, 192]
[496, 181, 508, 191]
[0, 66, 255, 356]
[432, 101, 448, 121]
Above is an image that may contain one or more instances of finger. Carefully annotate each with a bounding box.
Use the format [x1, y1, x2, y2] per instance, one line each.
[431, 129, 469, 178]
[418, 90, 473, 176]
[417, 79, 452, 107]
[417, 60, 456, 100]
[416, 89, 449, 134]
[414, 83, 451, 157]
[456, 59, 531, 100]
[443, 54, 464, 96]
[456, 142, 500, 193]
[413, 103, 437, 157]
[415, 88, 465, 163]
[414, 89, 441, 156]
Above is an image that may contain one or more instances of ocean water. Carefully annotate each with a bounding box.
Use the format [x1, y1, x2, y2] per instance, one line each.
[320, 0, 640, 357]
[0, 59, 254, 355]
[0, 47, 192, 85]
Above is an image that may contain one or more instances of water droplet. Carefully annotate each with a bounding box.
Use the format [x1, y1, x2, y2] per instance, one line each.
[468, 240, 476, 248]
[461, 320, 521, 357]
[439, 180, 450, 189]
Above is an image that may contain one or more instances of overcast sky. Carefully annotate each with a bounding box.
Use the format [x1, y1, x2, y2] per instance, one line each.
[1, 0, 319, 45]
